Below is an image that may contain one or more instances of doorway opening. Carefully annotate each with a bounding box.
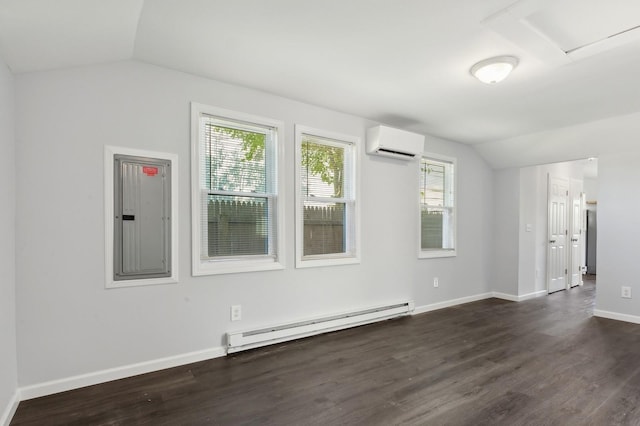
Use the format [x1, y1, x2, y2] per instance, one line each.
[545, 158, 598, 294]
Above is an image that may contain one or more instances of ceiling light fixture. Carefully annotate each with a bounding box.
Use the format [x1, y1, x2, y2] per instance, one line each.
[470, 56, 519, 84]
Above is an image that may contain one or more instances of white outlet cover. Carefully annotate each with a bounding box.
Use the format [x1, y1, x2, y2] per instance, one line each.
[621, 287, 632, 299]
[231, 305, 242, 321]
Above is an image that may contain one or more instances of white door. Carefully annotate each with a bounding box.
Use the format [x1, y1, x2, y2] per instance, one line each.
[548, 175, 569, 293]
[569, 179, 584, 288]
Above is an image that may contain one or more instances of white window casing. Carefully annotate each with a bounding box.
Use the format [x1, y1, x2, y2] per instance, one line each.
[295, 125, 360, 268]
[191, 103, 285, 275]
[419, 153, 457, 259]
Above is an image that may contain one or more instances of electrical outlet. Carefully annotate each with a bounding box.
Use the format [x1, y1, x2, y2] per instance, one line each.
[231, 305, 242, 321]
[621, 287, 632, 299]
[433, 277, 439, 288]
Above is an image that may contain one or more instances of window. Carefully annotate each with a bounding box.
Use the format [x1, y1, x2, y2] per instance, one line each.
[295, 125, 359, 268]
[419, 154, 456, 258]
[191, 103, 284, 275]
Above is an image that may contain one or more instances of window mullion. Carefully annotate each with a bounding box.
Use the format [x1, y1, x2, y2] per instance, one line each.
[303, 196, 347, 204]
[207, 189, 273, 199]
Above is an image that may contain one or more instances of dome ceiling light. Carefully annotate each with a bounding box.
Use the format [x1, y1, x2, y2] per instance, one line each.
[470, 56, 519, 84]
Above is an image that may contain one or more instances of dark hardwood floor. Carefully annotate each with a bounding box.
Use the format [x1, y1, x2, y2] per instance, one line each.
[12, 280, 640, 425]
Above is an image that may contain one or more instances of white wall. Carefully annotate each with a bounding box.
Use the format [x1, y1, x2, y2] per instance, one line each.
[14, 60, 494, 388]
[595, 152, 640, 318]
[475, 110, 640, 169]
[491, 168, 520, 295]
[584, 177, 598, 209]
[414, 135, 494, 305]
[0, 58, 18, 421]
[518, 167, 538, 296]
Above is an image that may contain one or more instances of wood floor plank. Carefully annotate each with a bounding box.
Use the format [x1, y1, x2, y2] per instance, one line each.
[11, 281, 640, 425]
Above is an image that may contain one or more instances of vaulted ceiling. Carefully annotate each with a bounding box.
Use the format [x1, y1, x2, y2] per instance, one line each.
[1, 0, 639, 164]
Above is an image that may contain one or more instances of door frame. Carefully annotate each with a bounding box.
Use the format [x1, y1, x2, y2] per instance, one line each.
[569, 178, 585, 288]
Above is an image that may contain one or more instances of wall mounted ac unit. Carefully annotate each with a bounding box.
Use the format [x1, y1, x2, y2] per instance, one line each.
[366, 125, 424, 160]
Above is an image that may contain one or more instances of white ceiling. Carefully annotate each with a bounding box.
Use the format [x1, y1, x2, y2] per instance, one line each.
[1, 0, 639, 152]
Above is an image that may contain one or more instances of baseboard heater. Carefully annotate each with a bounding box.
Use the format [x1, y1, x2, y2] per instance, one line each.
[226, 301, 414, 354]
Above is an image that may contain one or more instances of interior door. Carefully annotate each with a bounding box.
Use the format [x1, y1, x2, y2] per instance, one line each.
[548, 175, 569, 293]
[569, 179, 584, 288]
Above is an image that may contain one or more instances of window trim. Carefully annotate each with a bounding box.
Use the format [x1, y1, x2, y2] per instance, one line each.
[104, 145, 179, 288]
[295, 125, 360, 268]
[418, 152, 457, 259]
[191, 102, 285, 276]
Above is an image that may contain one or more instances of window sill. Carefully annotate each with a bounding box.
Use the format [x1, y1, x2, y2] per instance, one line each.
[106, 276, 179, 289]
[296, 255, 360, 269]
[419, 249, 457, 259]
[193, 259, 285, 276]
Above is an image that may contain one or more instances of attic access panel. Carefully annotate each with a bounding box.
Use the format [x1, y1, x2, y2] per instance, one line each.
[113, 155, 171, 281]
[483, 0, 640, 64]
[525, 0, 640, 53]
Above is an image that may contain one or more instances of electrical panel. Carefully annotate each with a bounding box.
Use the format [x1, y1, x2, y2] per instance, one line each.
[113, 155, 171, 281]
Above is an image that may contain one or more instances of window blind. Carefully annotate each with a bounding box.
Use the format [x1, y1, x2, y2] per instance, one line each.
[200, 114, 277, 259]
[300, 135, 354, 257]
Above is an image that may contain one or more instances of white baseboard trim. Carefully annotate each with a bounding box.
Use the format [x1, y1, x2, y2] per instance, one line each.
[593, 309, 640, 325]
[1, 390, 20, 426]
[19, 346, 226, 401]
[414, 289, 550, 315]
[413, 292, 494, 315]
[492, 292, 519, 302]
[493, 290, 547, 302]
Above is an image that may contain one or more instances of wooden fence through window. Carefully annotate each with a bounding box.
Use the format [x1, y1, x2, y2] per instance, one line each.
[206, 200, 446, 255]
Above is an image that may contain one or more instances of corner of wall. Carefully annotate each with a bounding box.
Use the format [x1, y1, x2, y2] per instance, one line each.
[0, 390, 19, 426]
[0, 56, 18, 426]
[490, 168, 520, 295]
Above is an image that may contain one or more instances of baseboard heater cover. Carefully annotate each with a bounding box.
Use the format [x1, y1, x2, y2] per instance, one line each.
[226, 301, 414, 353]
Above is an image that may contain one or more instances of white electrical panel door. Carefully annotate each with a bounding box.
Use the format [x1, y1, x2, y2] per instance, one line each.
[114, 155, 171, 280]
